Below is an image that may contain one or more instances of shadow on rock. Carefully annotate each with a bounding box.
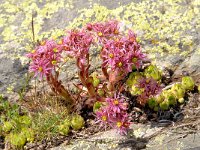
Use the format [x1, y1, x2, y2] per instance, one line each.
[118, 135, 148, 150]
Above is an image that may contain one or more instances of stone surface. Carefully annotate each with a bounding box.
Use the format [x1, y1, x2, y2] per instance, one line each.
[173, 50, 200, 84]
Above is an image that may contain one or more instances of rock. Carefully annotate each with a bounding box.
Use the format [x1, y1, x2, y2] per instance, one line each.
[146, 130, 200, 150]
[0, 57, 28, 101]
[173, 50, 200, 84]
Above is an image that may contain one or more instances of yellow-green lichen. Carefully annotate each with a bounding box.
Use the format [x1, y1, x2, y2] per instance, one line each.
[0, 0, 199, 63]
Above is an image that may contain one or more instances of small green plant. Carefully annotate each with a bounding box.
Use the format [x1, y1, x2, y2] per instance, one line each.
[58, 118, 71, 135]
[31, 110, 68, 140]
[0, 96, 35, 149]
[148, 76, 196, 111]
[70, 114, 85, 131]
[144, 65, 162, 81]
[182, 76, 195, 91]
[6, 132, 27, 148]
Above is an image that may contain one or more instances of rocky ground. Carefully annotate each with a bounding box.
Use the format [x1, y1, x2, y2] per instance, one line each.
[0, 0, 200, 149]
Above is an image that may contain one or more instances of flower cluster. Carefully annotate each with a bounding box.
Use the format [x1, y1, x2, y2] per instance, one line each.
[100, 30, 146, 83]
[61, 29, 93, 67]
[27, 40, 62, 79]
[27, 20, 147, 135]
[95, 93, 130, 135]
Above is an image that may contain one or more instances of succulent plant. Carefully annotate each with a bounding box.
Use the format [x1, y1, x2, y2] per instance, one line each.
[21, 128, 35, 142]
[7, 132, 27, 148]
[130, 86, 144, 95]
[171, 83, 185, 99]
[144, 65, 162, 81]
[159, 100, 169, 111]
[63, 118, 71, 126]
[148, 97, 158, 109]
[58, 124, 70, 135]
[0, 125, 2, 134]
[126, 72, 144, 96]
[3, 121, 13, 133]
[93, 101, 103, 113]
[167, 94, 177, 106]
[155, 94, 164, 104]
[126, 72, 143, 87]
[153, 106, 159, 111]
[182, 76, 195, 91]
[70, 114, 85, 130]
[18, 115, 32, 126]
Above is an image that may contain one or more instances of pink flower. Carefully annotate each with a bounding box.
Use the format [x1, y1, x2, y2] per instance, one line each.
[26, 39, 62, 79]
[106, 94, 128, 113]
[29, 58, 52, 79]
[114, 113, 130, 135]
[95, 93, 130, 135]
[101, 30, 146, 79]
[96, 108, 110, 127]
[61, 29, 93, 66]
[86, 20, 120, 43]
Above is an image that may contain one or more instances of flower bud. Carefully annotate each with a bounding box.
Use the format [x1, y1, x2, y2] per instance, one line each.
[71, 114, 85, 130]
[86, 23, 93, 31]
[182, 76, 195, 91]
[91, 73, 100, 87]
[144, 65, 162, 81]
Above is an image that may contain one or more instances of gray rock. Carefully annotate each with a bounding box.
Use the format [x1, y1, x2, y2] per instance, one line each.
[173, 50, 200, 84]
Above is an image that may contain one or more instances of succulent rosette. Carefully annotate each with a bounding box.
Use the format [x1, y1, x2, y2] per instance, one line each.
[144, 65, 162, 81]
[181, 76, 195, 91]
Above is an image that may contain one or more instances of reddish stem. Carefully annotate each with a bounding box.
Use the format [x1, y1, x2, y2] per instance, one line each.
[46, 73, 74, 104]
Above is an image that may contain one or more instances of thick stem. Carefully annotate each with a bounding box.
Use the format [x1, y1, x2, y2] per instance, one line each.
[78, 70, 96, 98]
[47, 74, 74, 104]
[77, 56, 97, 98]
[102, 66, 109, 80]
[58, 84, 74, 104]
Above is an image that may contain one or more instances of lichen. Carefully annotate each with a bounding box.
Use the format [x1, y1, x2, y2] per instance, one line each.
[0, 0, 199, 63]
